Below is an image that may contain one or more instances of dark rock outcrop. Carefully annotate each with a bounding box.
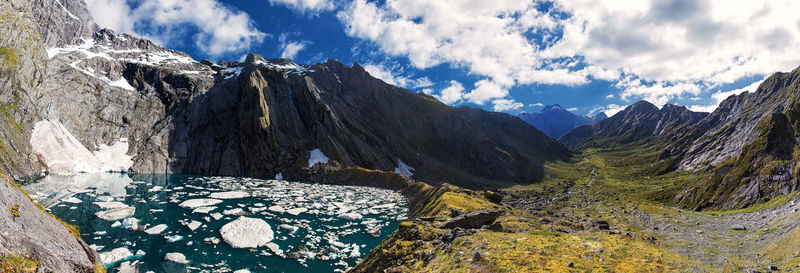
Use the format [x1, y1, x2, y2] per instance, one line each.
[438, 209, 504, 229]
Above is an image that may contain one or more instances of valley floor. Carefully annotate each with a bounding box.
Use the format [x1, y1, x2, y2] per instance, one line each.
[502, 148, 800, 272]
[362, 148, 800, 272]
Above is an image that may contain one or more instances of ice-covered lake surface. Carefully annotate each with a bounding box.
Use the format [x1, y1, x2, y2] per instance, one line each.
[22, 173, 407, 273]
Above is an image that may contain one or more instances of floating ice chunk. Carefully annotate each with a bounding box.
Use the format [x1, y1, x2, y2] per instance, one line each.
[308, 148, 329, 167]
[96, 207, 135, 221]
[111, 221, 121, 228]
[210, 213, 223, 220]
[394, 159, 415, 178]
[233, 270, 251, 273]
[62, 196, 82, 204]
[223, 208, 244, 215]
[372, 203, 396, 209]
[219, 217, 274, 248]
[286, 208, 307, 216]
[147, 186, 164, 192]
[185, 220, 202, 231]
[337, 213, 362, 221]
[164, 252, 189, 264]
[94, 230, 107, 235]
[121, 217, 139, 230]
[279, 224, 299, 233]
[266, 242, 283, 256]
[179, 198, 222, 209]
[192, 206, 217, 214]
[144, 224, 167, 235]
[99, 247, 133, 266]
[268, 205, 285, 213]
[95, 201, 128, 209]
[165, 235, 183, 243]
[275, 173, 283, 180]
[349, 244, 360, 258]
[209, 191, 249, 199]
[96, 196, 114, 202]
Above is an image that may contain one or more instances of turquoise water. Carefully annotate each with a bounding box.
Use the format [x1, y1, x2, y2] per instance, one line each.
[22, 173, 407, 273]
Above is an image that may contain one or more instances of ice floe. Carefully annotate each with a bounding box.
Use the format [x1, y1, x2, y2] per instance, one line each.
[144, 224, 167, 235]
[179, 198, 223, 209]
[219, 217, 274, 248]
[96, 207, 135, 221]
[209, 191, 249, 199]
[99, 247, 133, 266]
[164, 252, 189, 264]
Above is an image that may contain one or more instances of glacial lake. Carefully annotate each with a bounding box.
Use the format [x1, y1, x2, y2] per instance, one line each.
[22, 173, 407, 273]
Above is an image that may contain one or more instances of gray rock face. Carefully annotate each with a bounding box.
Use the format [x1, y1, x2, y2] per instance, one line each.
[0, 181, 95, 272]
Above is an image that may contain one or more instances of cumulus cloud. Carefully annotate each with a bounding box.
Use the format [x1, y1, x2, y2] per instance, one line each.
[363, 63, 434, 89]
[464, 80, 509, 105]
[590, 104, 627, 117]
[278, 35, 309, 59]
[337, 0, 800, 110]
[689, 78, 764, 112]
[85, 0, 266, 56]
[492, 99, 524, 112]
[268, 0, 334, 13]
[280, 41, 307, 59]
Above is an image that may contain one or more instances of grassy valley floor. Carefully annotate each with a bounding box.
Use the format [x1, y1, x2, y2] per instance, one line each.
[357, 147, 800, 272]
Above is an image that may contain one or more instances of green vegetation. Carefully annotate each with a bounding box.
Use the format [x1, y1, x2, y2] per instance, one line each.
[8, 204, 18, 218]
[0, 47, 17, 69]
[0, 253, 38, 273]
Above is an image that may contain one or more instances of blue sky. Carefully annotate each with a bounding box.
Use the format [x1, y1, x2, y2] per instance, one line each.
[83, 0, 800, 117]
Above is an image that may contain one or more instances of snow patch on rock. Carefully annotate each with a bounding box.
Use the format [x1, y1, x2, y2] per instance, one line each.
[30, 120, 133, 174]
[308, 148, 329, 167]
[394, 159, 415, 178]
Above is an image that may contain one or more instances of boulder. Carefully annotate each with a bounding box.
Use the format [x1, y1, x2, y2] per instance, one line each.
[439, 209, 504, 229]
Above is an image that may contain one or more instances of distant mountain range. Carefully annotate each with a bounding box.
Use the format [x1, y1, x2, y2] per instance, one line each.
[517, 104, 607, 139]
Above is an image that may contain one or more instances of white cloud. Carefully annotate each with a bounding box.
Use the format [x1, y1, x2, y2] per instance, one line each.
[567, 107, 578, 112]
[433, 81, 466, 105]
[605, 94, 614, 99]
[280, 41, 306, 59]
[278, 35, 309, 59]
[689, 78, 763, 112]
[84, 0, 133, 33]
[464, 80, 508, 105]
[363, 63, 434, 89]
[529, 102, 544, 107]
[85, 0, 266, 56]
[590, 104, 627, 117]
[492, 99, 524, 112]
[268, 0, 334, 13]
[337, 0, 800, 109]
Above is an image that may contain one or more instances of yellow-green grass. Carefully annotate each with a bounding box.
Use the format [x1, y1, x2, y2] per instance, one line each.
[0, 253, 38, 273]
[421, 229, 703, 273]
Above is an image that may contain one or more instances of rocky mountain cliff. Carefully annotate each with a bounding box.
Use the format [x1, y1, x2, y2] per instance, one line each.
[561, 69, 800, 210]
[0, 0, 572, 187]
[517, 104, 606, 139]
[559, 101, 707, 149]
